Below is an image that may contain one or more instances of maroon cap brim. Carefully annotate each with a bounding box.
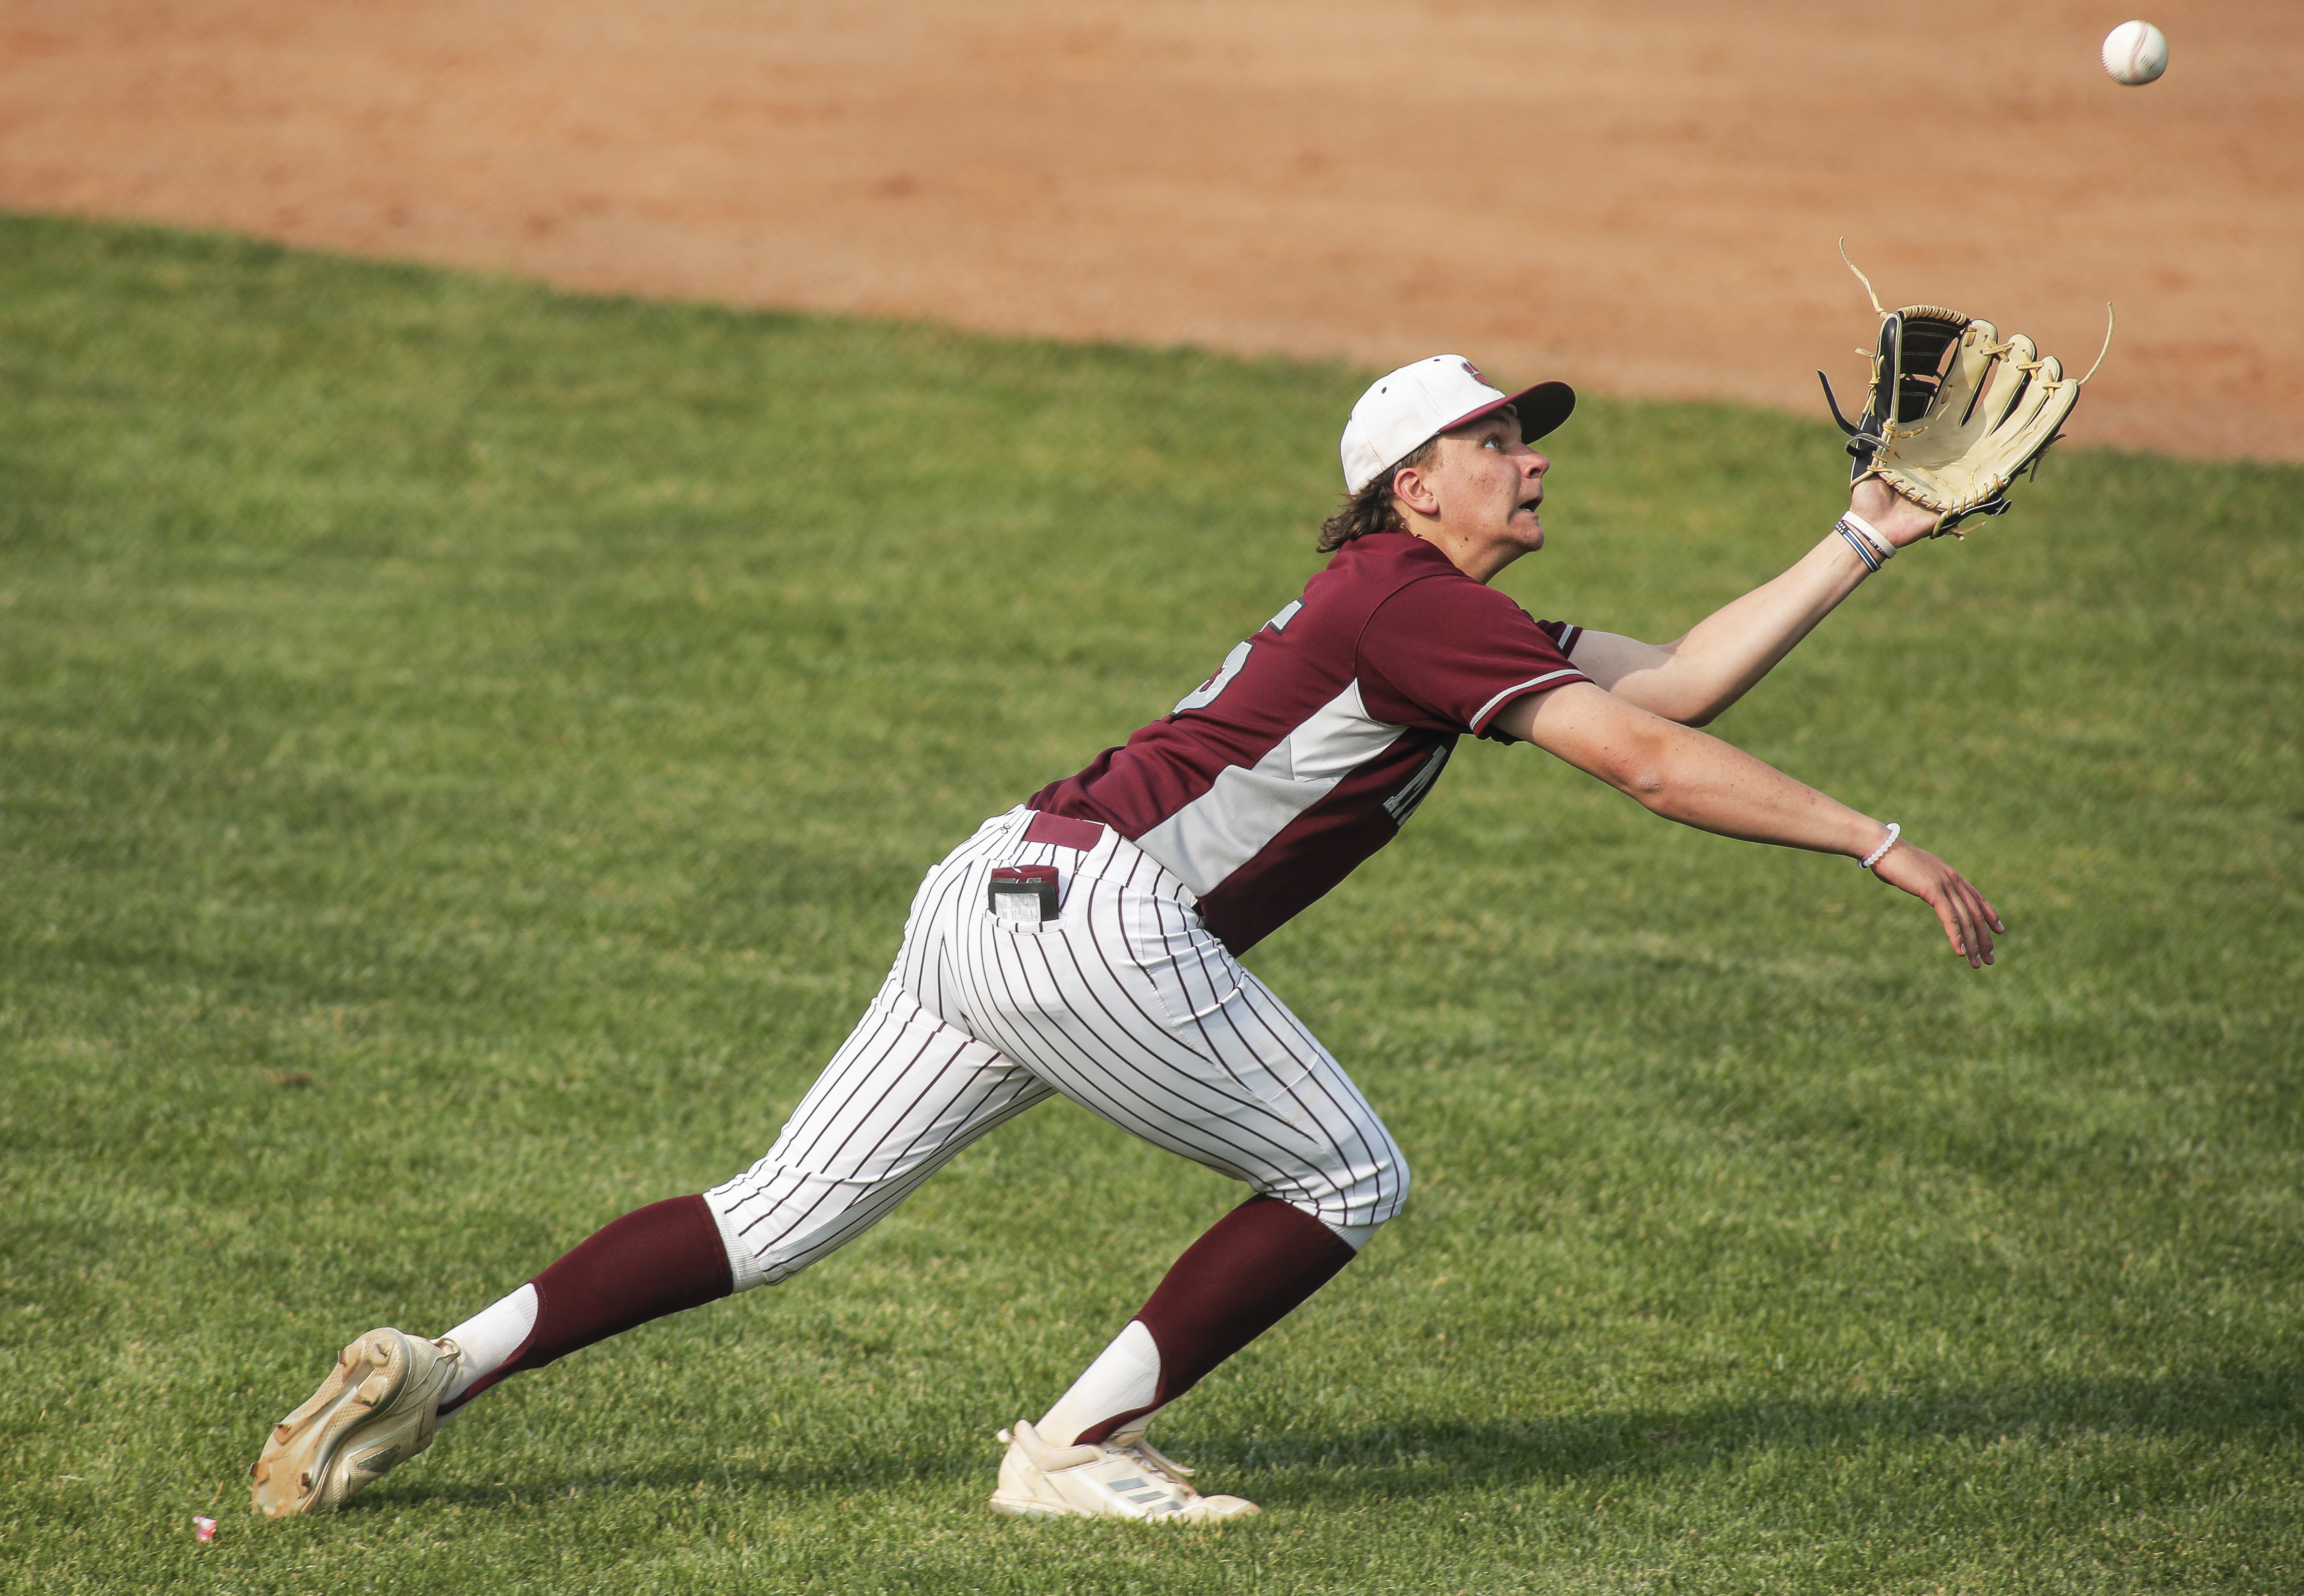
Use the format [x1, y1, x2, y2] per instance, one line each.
[1437, 380, 1577, 445]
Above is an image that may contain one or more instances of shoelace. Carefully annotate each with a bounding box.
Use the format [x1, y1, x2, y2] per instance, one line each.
[1110, 1434, 1195, 1485]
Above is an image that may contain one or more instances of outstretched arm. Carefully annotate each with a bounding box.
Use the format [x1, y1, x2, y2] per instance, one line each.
[1572, 479, 1939, 727]
[1495, 681, 2004, 966]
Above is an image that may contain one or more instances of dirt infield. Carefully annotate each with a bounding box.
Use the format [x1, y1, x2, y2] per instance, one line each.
[3, 0, 2296, 459]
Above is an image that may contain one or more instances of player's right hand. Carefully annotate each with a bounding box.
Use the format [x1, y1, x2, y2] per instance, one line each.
[1868, 838, 2005, 967]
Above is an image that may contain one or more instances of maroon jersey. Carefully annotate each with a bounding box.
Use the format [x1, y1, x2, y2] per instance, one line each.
[1030, 532, 1588, 953]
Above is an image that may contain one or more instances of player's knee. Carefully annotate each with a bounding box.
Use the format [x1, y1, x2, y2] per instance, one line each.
[1364, 1148, 1411, 1230]
[1319, 1140, 1409, 1247]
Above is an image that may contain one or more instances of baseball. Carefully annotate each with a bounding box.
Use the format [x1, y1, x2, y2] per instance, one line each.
[2101, 20, 2168, 86]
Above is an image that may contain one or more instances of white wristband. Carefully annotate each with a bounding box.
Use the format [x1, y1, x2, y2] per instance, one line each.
[1859, 821, 1901, 870]
[1840, 511, 1896, 562]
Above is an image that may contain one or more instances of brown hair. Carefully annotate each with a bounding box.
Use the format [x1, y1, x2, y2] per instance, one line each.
[1315, 437, 1440, 553]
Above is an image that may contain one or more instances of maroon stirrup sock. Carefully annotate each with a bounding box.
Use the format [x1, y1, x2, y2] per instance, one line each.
[1075, 1194, 1357, 1444]
[440, 1194, 733, 1411]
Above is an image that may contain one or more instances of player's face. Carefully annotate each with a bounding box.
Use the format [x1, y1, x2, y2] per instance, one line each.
[1411, 411, 1551, 577]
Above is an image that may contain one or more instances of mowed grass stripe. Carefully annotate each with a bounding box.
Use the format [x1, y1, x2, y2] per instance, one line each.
[0, 212, 2297, 1594]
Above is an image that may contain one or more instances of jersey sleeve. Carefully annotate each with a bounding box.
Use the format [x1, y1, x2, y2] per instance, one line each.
[1356, 576, 1590, 740]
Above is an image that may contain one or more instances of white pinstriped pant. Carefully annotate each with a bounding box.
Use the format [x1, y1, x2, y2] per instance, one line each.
[702, 807, 1407, 1290]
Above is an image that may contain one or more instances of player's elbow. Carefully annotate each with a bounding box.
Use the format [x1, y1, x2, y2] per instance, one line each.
[1612, 730, 1723, 817]
[1601, 638, 1727, 729]
[1611, 677, 1724, 729]
[1615, 759, 1669, 800]
[1599, 739, 1680, 806]
[1655, 679, 1731, 730]
[1661, 686, 1748, 730]
[1546, 694, 1698, 804]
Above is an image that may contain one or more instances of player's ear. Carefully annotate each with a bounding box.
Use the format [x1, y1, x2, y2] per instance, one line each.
[1390, 460, 1440, 518]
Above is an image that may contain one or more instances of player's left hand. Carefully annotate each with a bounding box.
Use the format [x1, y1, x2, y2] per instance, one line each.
[1849, 477, 1945, 550]
[1868, 837, 2006, 967]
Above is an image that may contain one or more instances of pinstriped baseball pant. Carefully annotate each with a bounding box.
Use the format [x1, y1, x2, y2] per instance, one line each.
[702, 807, 1407, 1290]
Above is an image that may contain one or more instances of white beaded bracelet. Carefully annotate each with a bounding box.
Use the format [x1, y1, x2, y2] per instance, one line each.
[1859, 822, 1901, 870]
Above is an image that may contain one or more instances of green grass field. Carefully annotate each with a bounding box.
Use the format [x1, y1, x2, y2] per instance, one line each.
[0, 211, 2298, 1594]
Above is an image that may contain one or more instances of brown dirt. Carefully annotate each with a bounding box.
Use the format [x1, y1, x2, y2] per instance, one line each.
[3, 0, 2296, 459]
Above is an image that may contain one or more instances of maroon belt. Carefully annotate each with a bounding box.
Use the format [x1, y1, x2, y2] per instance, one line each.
[1023, 810, 1106, 851]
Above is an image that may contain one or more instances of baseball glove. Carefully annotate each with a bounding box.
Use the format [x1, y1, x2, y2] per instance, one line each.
[1817, 246, 2110, 536]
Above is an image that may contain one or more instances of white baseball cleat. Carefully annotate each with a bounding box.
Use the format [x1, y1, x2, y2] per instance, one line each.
[250, 1327, 461, 1517]
[988, 1418, 1260, 1523]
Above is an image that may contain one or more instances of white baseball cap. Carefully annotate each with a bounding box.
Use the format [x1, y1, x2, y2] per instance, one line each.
[1339, 356, 1576, 495]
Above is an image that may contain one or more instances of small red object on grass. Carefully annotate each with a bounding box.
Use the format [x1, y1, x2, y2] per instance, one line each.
[193, 1516, 218, 1543]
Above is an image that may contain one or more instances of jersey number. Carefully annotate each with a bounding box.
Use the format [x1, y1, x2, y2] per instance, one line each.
[1170, 601, 1302, 716]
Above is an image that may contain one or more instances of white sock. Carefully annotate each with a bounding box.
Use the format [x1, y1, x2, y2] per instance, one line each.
[436, 1282, 539, 1412]
[1035, 1319, 1162, 1447]
[702, 1190, 769, 1292]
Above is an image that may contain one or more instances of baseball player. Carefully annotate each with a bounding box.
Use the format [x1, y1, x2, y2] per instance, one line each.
[253, 355, 2002, 1523]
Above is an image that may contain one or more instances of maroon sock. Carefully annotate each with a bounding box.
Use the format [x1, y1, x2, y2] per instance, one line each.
[440, 1194, 733, 1412]
[1076, 1195, 1357, 1444]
